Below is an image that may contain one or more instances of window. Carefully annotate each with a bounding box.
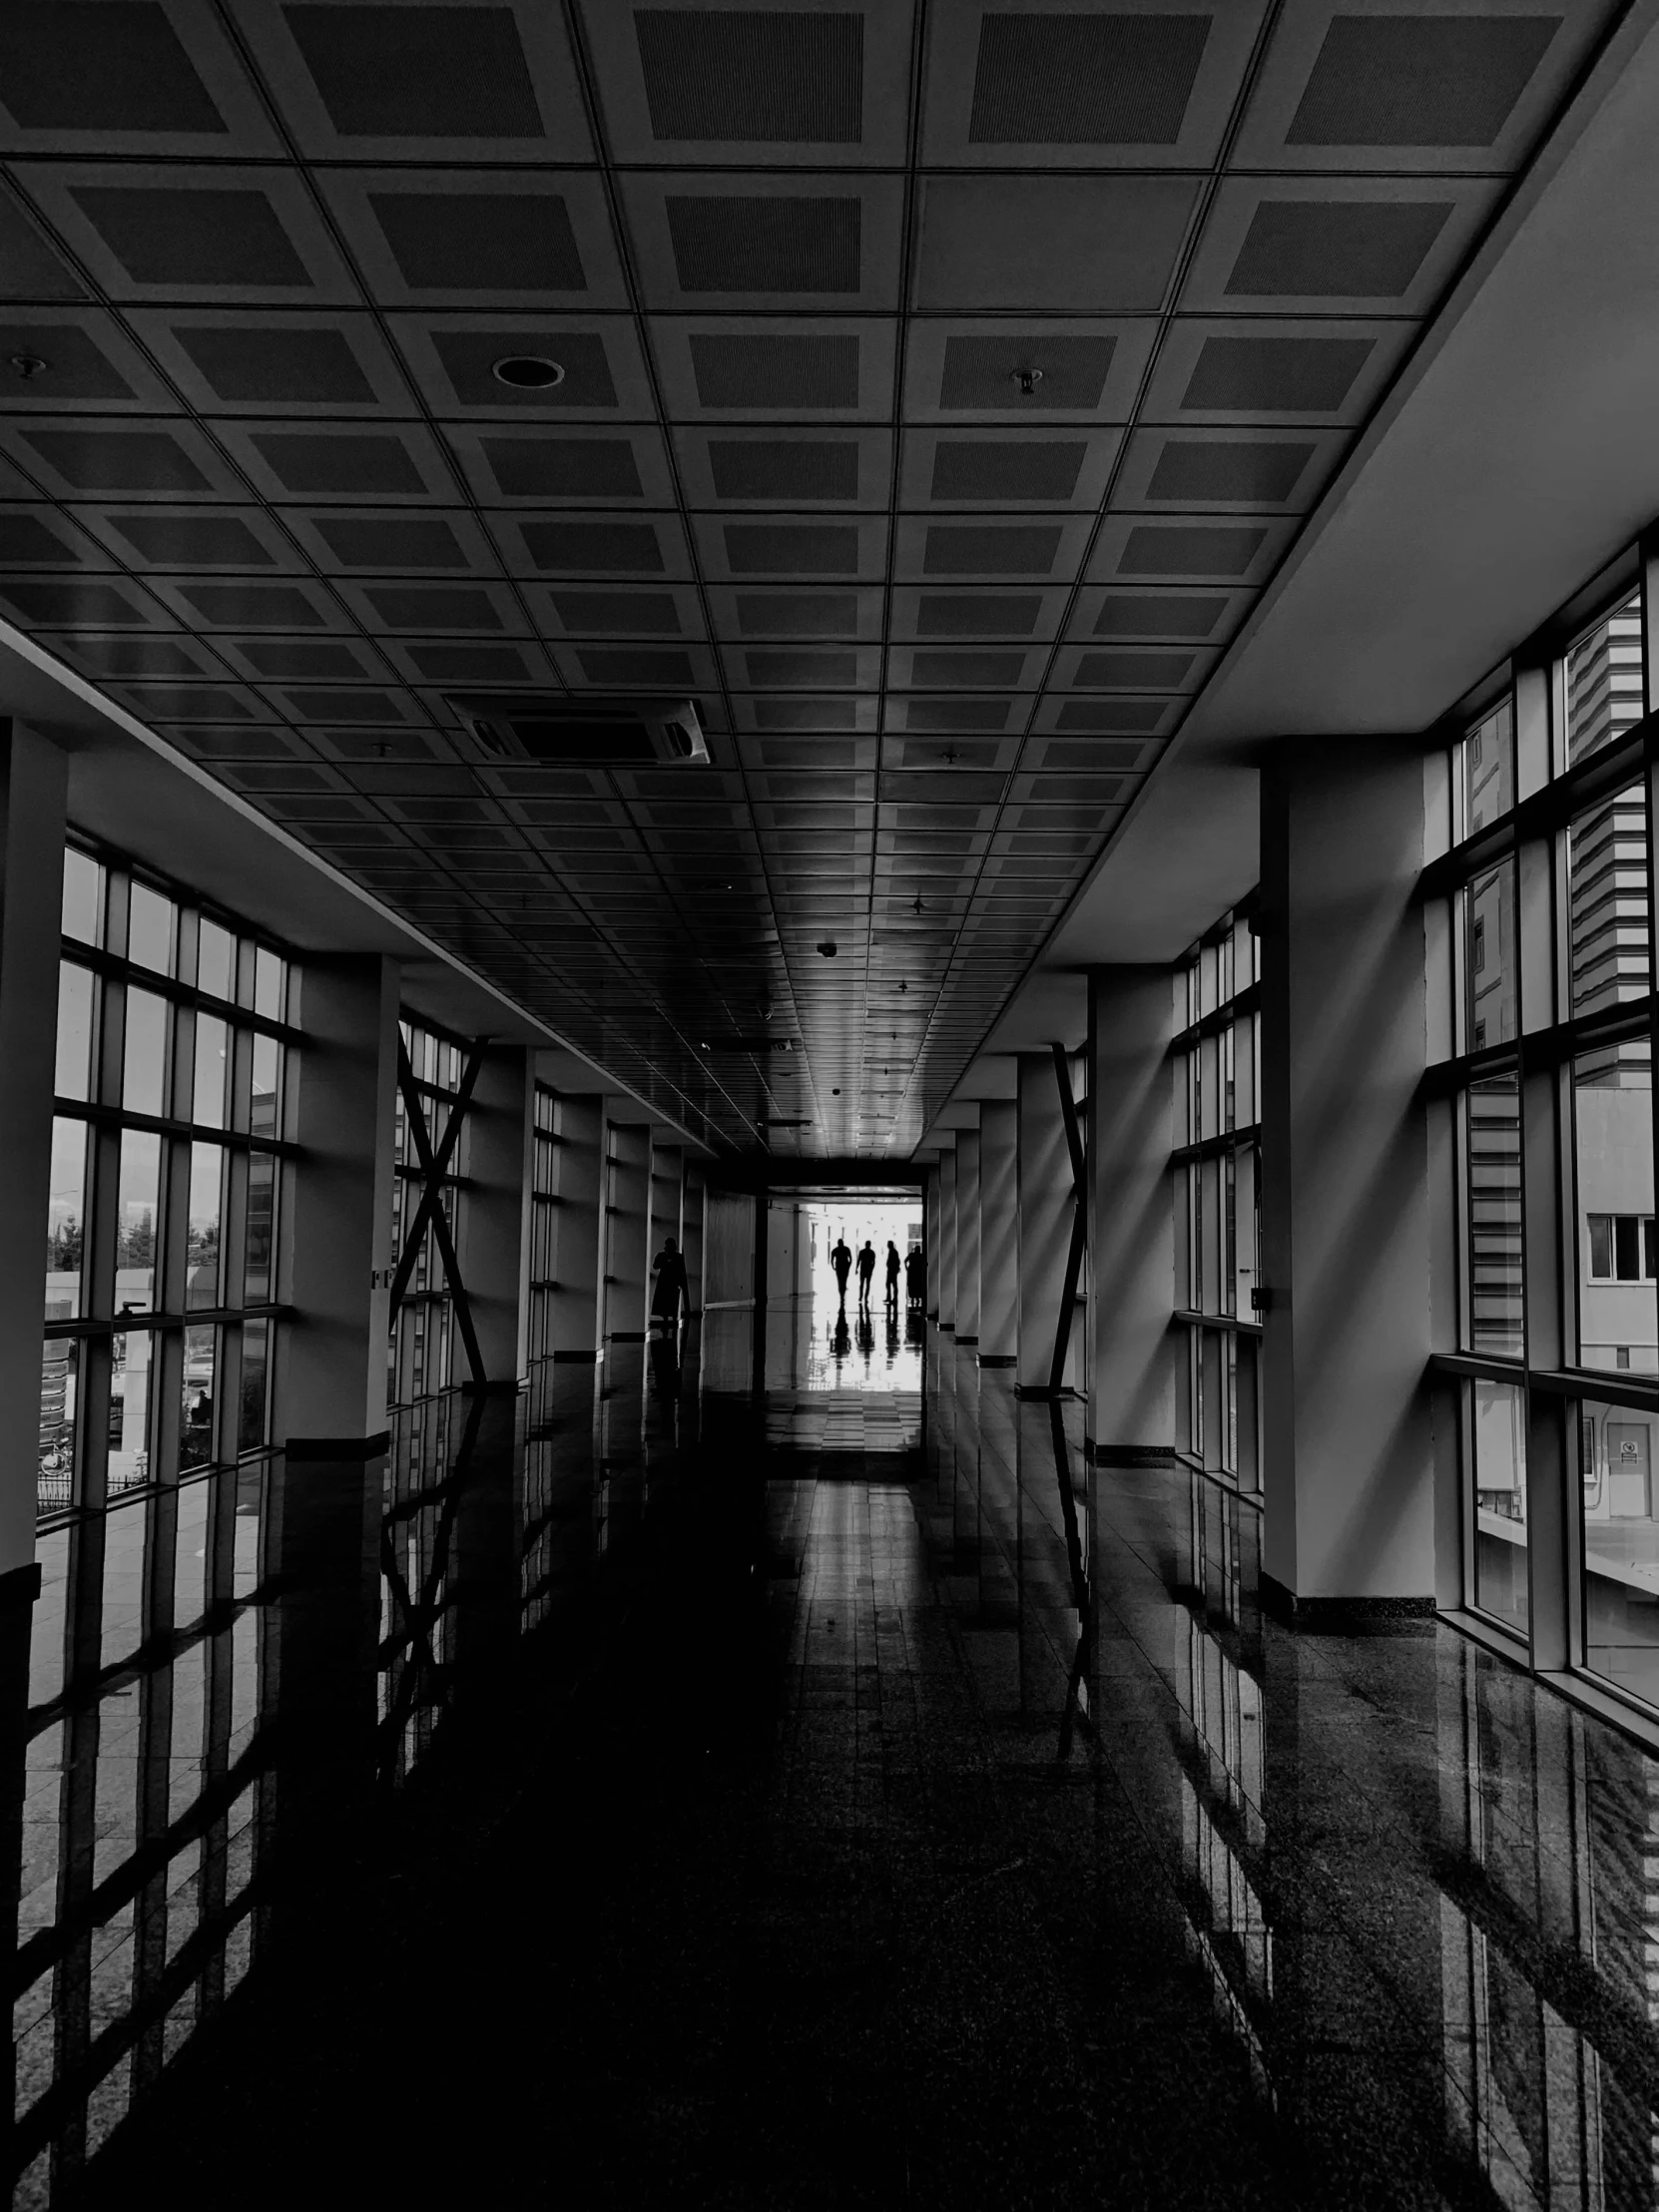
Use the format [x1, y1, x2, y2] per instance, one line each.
[528, 1084, 557, 1363]
[1172, 905, 1261, 1489]
[42, 844, 291, 1518]
[1583, 1213, 1658, 1281]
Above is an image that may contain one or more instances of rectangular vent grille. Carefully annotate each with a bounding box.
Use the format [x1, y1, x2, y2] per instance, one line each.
[666, 197, 862, 293]
[690, 331, 859, 409]
[1146, 439, 1314, 504]
[725, 523, 859, 574]
[1225, 200, 1452, 298]
[923, 524, 1061, 576]
[1181, 335, 1373, 413]
[930, 439, 1086, 502]
[737, 593, 858, 637]
[969, 13, 1210, 145]
[1094, 595, 1225, 639]
[448, 692, 709, 768]
[710, 438, 859, 501]
[636, 11, 863, 143]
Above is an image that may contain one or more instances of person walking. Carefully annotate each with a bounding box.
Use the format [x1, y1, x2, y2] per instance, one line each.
[830, 1233, 852, 1309]
[904, 1244, 923, 1312]
[883, 1239, 901, 1316]
[855, 1240, 876, 1313]
[649, 1235, 689, 1338]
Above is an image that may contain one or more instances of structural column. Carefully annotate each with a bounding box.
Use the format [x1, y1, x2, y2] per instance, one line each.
[0, 725, 66, 1581]
[550, 1092, 603, 1361]
[1260, 736, 1432, 1613]
[924, 1163, 940, 1321]
[603, 1114, 652, 1346]
[978, 1099, 1018, 1366]
[955, 1125, 982, 1346]
[458, 1043, 531, 1393]
[681, 1165, 706, 1316]
[650, 1143, 684, 1261]
[937, 1149, 958, 1332]
[1086, 967, 1177, 1459]
[1016, 1050, 1074, 1396]
[276, 952, 400, 1449]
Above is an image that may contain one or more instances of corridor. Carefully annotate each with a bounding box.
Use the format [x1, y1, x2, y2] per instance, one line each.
[48, 1309, 1659, 2211]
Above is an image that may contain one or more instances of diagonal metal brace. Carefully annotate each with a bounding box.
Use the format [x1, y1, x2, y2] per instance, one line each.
[1048, 1043, 1088, 1397]
[391, 1036, 488, 1386]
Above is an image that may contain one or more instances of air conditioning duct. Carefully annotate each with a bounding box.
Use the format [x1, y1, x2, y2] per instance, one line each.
[445, 692, 709, 768]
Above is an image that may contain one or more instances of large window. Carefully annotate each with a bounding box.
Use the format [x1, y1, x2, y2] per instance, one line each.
[527, 1084, 556, 1364]
[1172, 907, 1262, 1490]
[1430, 575, 1659, 1705]
[43, 844, 290, 1518]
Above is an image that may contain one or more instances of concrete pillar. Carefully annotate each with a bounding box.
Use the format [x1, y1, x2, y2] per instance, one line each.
[0, 725, 66, 1580]
[1016, 1050, 1073, 1396]
[938, 1149, 958, 1332]
[682, 1164, 706, 1315]
[603, 1116, 651, 1346]
[650, 1143, 684, 1262]
[276, 953, 399, 1449]
[550, 1093, 603, 1361]
[1260, 737, 1432, 1613]
[978, 1100, 1018, 1367]
[458, 1043, 530, 1393]
[955, 1126, 982, 1345]
[1087, 968, 1177, 1459]
[924, 1164, 940, 1320]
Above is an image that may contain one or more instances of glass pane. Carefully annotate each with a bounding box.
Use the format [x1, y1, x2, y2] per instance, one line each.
[198, 920, 234, 1002]
[1463, 857, 1517, 1050]
[39, 1339, 78, 1514]
[1465, 1071, 1523, 1359]
[1471, 1378, 1527, 1633]
[244, 1152, 276, 1306]
[185, 1143, 222, 1311]
[108, 1331, 153, 1493]
[180, 1326, 216, 1472]
[46, 1117, 86, 1323]
[127, 883, 174, 974]
[55, 963, 95, 1101]
[101, 1502, 146, 1666]
[116, 1128, 161, 1314]
[192, 1012, 228, 1130]
[1569, 785, 1650, 1015]
[1565, 591, 1644, 767]
[174, 1478, 210, 1628]
[122, 988, 169, 1117]
[1580, 1394, 1659, 1707]
[250, 1034, 279, 1140]
[254, 948, 283, 1020]
[61, 848, 102, 945]
[1460, 701, 1515, 833]
[239, 1317, 270, 1452]
[1574, 1043, 1655, 1375]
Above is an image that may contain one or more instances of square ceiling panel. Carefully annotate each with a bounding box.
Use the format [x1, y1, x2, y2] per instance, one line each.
[899, 427, 1121, 510]
[1142, 317, 1411, 423]
[891, 513, 1095, 581]
[1068, 583, 1257, 646]
[1233, 0, 1615, 173]
[675, 426, 891, 509]
[329, 579, 531, 636]
[66, 500, 305, 570]
[24, 162, 359, 302]
[491, 513, 695, 581]
[283, 505, 501, 575]
[888, 584, 1072, 641]
[213, 417, 462, 503]
[623, 174, 906, 311]
[1115, 425, 1349, 512]
[0, 414, 246, 498]
[651, 316, 898, 423]
[0, 504, 127, 569]
[914, 175, 1199, 311]
[902, 317, 1157, 424]
[232, 0, 595, 162]
[445, 424, 677, 508]
[1049, 642, 1218, 693]
[695, 513, 887, 582]
[1089, 514, 1296, 586]
[128, 305, 415, 415]
[0, 305, 181, 411]
[317, 169, 627, 308]
[1179, 173, 1502, 314]
[922, 0, 1271, 167]
[707, 587, 884, 643]
[0, 0, 281, 158]
[583, 1, 915, 165]
[389, 314, 657, 421]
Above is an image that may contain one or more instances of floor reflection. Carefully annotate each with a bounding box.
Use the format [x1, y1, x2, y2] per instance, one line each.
[24, 1323, 1659, 2207]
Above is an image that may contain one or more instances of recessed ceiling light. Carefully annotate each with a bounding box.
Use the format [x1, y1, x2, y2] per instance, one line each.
[491, 354, 565, 389]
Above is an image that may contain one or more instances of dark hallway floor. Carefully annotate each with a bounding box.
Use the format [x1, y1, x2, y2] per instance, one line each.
[49, 1307, 1659, 2209]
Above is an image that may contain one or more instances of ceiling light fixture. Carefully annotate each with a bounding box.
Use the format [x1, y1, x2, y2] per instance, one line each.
[492, 355, 565, 389]
[1010, 367, 1043, 395]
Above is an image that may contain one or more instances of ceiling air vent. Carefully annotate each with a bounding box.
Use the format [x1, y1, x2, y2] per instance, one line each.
[445, 692, 709, 768]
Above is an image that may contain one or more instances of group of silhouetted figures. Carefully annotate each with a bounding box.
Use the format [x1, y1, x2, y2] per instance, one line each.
[828, 1234, 924, 1317]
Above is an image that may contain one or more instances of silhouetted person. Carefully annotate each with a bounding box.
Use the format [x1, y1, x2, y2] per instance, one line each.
[904, 1245, 924, 1311]
[883, 1239, 901, 1315]
[856, 1240, 875, 1311]
[830, 1235, 852, 1308]
[650, 1235, 689, 1338]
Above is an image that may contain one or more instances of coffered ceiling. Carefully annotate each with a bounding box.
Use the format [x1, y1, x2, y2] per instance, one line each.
[0, 0, 1623, 1154]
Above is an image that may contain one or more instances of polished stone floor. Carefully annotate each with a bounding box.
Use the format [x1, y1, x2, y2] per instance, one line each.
[18, 1305, 1659, 2206]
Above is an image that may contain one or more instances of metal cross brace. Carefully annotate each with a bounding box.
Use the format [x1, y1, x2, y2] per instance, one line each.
[390, 1036, 488, 1386]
